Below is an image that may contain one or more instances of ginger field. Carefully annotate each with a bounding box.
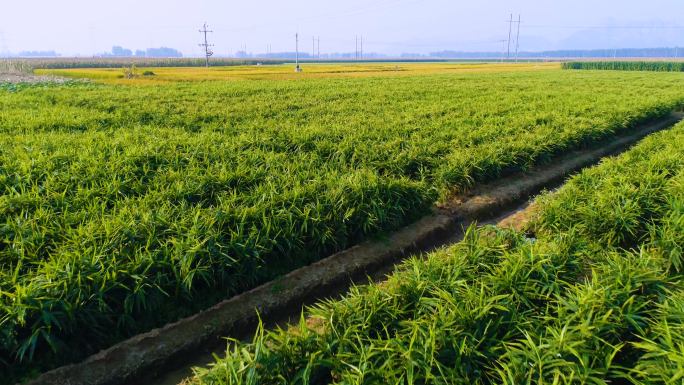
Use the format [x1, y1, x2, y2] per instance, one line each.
[34, 62, 559, 84]
[192, 119, 684, 384]
[2, 68, 684, 381]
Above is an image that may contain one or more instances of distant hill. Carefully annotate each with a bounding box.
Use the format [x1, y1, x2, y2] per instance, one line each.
[431, 47, 682, 59]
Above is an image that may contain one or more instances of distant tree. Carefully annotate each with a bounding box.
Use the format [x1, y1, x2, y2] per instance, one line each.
[111, 46, 133, 57]
[146, 47, 183, 57]
[135, 49, 146, 57]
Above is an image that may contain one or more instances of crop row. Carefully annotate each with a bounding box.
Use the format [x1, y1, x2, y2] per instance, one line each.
[563, 60, 684, 71]
[192, 119, 684, 384]
[1, 70, 684, 380]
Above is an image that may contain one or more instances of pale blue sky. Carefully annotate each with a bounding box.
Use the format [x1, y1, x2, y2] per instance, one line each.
[1, 0, 683, 56]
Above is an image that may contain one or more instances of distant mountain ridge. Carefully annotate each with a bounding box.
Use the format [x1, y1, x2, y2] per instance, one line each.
[430, 47, 682, 58]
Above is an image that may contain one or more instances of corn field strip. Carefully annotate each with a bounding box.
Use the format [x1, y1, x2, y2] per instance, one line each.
[0, 60, 35, 74]
[563, 61, 684, 72]
[0, 58, 285, 71]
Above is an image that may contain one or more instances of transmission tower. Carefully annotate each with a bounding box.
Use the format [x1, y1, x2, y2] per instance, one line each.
[506, 14, 522, 62]
[198, 23, 214, 68]
[0, 29, 9, 57]
[515, 14, 521, 63]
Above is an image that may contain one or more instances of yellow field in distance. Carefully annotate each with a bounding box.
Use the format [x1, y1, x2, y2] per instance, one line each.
[35, 62, 560, 85]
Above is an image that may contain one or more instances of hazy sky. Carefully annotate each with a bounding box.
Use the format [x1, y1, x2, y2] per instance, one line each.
[1, 0, 683, 56]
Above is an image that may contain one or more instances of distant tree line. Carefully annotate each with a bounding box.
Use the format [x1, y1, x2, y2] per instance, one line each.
[252, 52, 388, 59]
[251, 52, 311, 59]
[18, 50, 61, 57]
[100, 46, 183, 58]
[430, 47, 683, 58]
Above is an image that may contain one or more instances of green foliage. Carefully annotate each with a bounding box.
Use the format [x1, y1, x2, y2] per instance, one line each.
[563, 61, 684, 72]
[121, 63, 139, 79]
[0, 80, 97, 92]
[535, 123, 684, 270]
[192, 122, 684, 384]
[1, 70, 684, 380]
[142, 70, 155, 76]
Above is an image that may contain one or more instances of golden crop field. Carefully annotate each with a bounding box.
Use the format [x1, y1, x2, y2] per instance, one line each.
[35, 62, 560, 84]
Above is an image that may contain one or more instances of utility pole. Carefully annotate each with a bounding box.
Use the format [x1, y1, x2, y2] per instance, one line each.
[515, 14, 521, 63]
[198, 23, 214, 68]
[313, 36, 315, 59]
[507, 14, 513, 61]
[361, 36, 363, 59]
[500, 39, 506, 65]
[318, 36, 320, 59]
[356, 36, 358, 59]
[295, 33, 301, 72]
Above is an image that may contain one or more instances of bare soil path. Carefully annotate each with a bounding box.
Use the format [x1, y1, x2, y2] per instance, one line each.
[0, 71, 84, 83]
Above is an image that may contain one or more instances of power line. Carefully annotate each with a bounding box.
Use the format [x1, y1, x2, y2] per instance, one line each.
[216, 0, 412, 33]
[523, 25, 684, 29]
[362, 39, 505, 47]
[507, 14, 512, 60]
[515, 14, 521, 63]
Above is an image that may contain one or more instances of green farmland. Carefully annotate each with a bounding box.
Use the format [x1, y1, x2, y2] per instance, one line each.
[2, 67, 684, 381]
[192, 119, 684, 384]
